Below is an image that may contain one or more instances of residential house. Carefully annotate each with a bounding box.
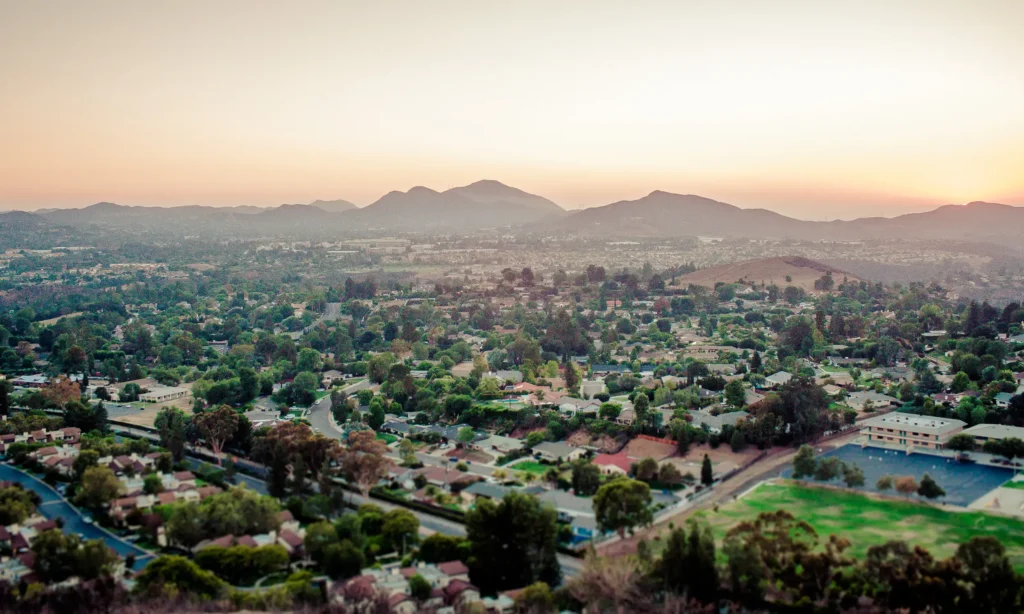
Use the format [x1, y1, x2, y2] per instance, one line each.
[846, 390, 901, 412]
[688, 409, 750, 434]
[471, 435, 523, 456]
[593, 453, 631, 476]
[763, 371, 792, 389]
[531, 441, 585, 463]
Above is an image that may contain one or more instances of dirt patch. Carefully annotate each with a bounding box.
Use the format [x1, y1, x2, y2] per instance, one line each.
[676, 444, 762, 467]
[444, 449, 494, 464]
[592, 434, 626, 454]
[624, 437, 677, 461]
[566, 430, 592, 447]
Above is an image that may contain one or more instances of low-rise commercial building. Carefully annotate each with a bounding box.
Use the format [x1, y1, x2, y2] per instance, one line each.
[861, 412, 965, 450]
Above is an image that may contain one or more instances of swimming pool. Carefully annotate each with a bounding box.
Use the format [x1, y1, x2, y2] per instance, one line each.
[781, 445, 1015, 506]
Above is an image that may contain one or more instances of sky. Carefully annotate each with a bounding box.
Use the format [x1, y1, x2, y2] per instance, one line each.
[1, 1, 1023, 220]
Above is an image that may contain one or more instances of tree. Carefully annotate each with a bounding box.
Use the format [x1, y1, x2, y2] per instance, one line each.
[31, 529, 117, 582]
[813, 456, 841, 482]
[701, 454, 713, 486]
[75, 466, 122, 509]
[341, 430, 390, 497]
[143, 473, 165, 495]
[946, 433, 977, 453]
[42, 376, 80, 409]
[135, 555, 227, 599]
[592, 477, 653, 538]
[458, 426, 476, 444]
[465, 492, 561, 595]
[296, 347, 323, 373]
[515, 582, 555, 613]
[155, 407, 189, 460]
[792, 444, 816, 480]
[194, 405, 239, 460]
[599, 402, 621, 421]
[165, 500, 206, 549]
[955, 536, 1022, 613]
[563, 361, 581, 394]
[632, 393, 649, 427]
[634, 457, 658, 482]
[894, 475, 919, 497]
[367, 352, 396, 384]
[724, 380, 746, 408]
[730, 429, 747, 452]
[303, 520, 339, 564]
[723, 510, 847, 607]
[0, 484, 38, 525]
[381, 509, 419, 553]
[876, 475, 894, 493]
[418, 534, 468, 563]
[367, 402, 386, 431]
[408, 573, 432, 603]
[841, 462, 865, 488]
[952, 371, 971, 393]
[657, 462, 683, 487]
[917, 473, 945, 500]
[658, 519, 719, 603]
[571, 460, 601, 497]
[72, 449, 99, 480]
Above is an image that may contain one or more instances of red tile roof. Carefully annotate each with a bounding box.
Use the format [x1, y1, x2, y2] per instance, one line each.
[593, 452, 632, 473]
[437, 560, 469, 576]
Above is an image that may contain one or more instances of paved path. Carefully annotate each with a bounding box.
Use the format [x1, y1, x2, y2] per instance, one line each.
[0, 463, 155, 569]
[108, 416, 582, 578]
[598, 431, 861, 557]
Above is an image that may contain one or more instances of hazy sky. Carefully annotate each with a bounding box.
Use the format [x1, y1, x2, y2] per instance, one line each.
[2, 0, 1023, 220]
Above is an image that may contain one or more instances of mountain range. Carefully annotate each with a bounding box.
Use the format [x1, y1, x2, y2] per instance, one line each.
[4, 182, 1024, 244]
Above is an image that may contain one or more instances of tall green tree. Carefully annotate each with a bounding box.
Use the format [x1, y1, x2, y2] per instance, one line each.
[593, 477, 653, 538]
[465, 492, 561, 595]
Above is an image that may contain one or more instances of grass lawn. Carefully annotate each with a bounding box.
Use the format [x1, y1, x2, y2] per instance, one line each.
[376, 433, 398, 445]
[510, 461, 552, 475]
[692, 481, 1024, 571]
[820, 365, 848, 374]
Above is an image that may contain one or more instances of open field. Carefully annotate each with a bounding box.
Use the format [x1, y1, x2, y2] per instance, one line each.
[692, 481, 1024, 570]
[676, 256, 862, 292]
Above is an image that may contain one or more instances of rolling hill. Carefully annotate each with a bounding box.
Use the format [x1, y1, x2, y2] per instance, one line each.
[677, 256, 862, 291]
[543, 191, 1024, 244]
[544, 191, 820, 238]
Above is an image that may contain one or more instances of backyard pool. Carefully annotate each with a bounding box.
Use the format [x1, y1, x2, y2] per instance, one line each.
[782, 445, 1014, 506]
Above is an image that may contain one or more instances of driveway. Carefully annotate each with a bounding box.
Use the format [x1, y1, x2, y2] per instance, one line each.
[0, 464, 154, 569]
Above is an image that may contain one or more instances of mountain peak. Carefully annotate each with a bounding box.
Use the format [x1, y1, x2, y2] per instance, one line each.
[465, 179, 509, 190]
[86, 201, 125, 211]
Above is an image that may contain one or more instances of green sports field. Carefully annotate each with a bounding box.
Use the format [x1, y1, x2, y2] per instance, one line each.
[695, 481, 1024, 570]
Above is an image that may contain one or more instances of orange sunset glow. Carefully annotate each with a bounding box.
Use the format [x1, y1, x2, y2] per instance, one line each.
[2, 0, 1023, 219]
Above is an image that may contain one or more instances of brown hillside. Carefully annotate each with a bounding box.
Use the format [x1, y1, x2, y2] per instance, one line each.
[676, 256, 861, 292]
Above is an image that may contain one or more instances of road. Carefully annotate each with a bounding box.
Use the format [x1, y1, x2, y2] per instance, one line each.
[108, 409, 582, 578]
[307, 394, 499, 478]
[0, 463, 154, 569]
[256, 398, 581, 577]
